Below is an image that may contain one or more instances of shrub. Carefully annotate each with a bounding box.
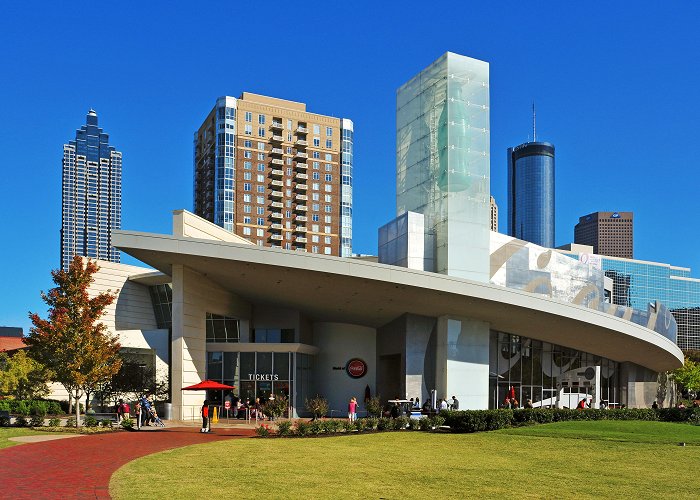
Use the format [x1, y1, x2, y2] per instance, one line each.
[365, 396, 383, 418]
[308, 420, 325, 435]
[305, 396, 329, 420]
[15, 415, 28, 427]
[364, 417, 378, 430]
[294, 420, 310, 437]
[277, 420, 293, 437]
[30, 415, 45, 427]
[430, 415, 445, 428]
[0, 415, 11, 427]
[48, 418, 61, 427]
[325, 419, 343, 434]
[255, 424, 272, 437]
[394, 416, 410, 430]
[47, 402, 63, 415]
[263, 397, 288, 420]
[84, 416, 99, 428]
[408, 418, 421, 430]
[377, 417, 392, 431]
[30, 401, 48, 416]
[120, 417, 133, 429]
[100, 419, 113, 428]
[65, 417, 76, 428]
[418, 417, 432, 431]
[16, 401, 30, 416]
[342, 420, 355, 432]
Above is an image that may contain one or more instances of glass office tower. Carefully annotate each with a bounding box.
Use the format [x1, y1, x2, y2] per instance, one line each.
[507, 142, 555, 248]
[61, 109, 122, 270]
[396, 52, 490, 282]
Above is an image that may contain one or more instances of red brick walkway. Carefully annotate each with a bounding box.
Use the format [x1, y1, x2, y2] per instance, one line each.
[0, 426, 255, 499]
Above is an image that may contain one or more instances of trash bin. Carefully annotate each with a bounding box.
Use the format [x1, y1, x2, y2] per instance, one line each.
[161, 403, 172, 420]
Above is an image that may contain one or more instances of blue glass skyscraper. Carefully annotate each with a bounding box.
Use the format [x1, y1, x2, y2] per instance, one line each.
[507, 141, 555, 248]
[61, 109, 122, 269]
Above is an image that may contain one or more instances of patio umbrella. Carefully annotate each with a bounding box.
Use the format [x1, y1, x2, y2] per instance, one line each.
[364, 384, 371, 403]
[181, 380, 236, 390]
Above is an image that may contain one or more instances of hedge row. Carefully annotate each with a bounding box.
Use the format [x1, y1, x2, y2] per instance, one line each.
[441, 408, 700, 433]
[0, 399, 64, 416]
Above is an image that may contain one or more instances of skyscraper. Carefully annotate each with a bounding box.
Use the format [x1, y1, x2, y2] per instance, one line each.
[61, 110, 122, 270]
[193, 93, 353, 257]
[490, 196, 498, 232]
[396, 52, 490, 281]
[574, 211, 633, 258]
[507, 108, 555, 248]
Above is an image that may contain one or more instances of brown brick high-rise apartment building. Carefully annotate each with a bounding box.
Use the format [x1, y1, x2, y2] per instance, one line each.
[194, 93, 353, 256]
[574, 211, 633, 258]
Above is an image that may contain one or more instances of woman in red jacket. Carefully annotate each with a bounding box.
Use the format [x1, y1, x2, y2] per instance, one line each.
[201, 400, 210, 433]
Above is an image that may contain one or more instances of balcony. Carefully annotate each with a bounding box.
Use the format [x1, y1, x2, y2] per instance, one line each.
[270, 234, 283, 241]
[270, 201, 283, 209]
[294, 205, 308, 212]
[293, 247, 307, 252]
[269, 212, 283, 219]
[296, 139, 308, 147]
[296, 172, 308, 180]
[270, 158, 284, 165]
[297, 126, 308, 133]
[270, 223, 283, 230]
[295, 162, 308, 170]
[271, 147, 283, 155]
[295, 184, 308, 191]
[295, 152, 308, 159]
[295, 215, 307, 222]
[270, 191, 283, 199]
[270, 169, 283, 178]
[270, 180, 283, 188]
[271, 122, 283, 130]
[295, 194, 308, 201]
[295, 226, 307, 233]
[295, 237, 307, 243]
[271, 135, 284, 142]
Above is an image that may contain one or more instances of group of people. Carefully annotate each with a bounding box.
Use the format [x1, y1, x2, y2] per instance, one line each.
[115, 394, 164, 426]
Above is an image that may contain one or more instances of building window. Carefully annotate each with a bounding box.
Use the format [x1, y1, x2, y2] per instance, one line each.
[258, 127, 266, 137]
[313, 203, 320, 211]
[324, 236, 331, 244]
[243, 205, 251, 213]
[324, 247, 331, 255]
[257, 153, 265, 160]
[325, 164, 332, 171]
[243, 227, 251, 235]
[259, 114, 266, 125]
[244, 140, 252, 148]
[244, 216, 251, 224]
[312, 214, 319, 222]
[206, 313, 240, 343]
[324, 194, 332, 202]
[251, 328, 295, 343]
[313, 172, 320, 180]
[313, 137, 320, 147]
[244, 172, 252, 180]
[257, 164, 265, 172]
[244, 151, 252, 159]
[244, 125, 252, 135]
[257, 174, 265, 182]
[244, 183, 251, 191]
[326, 127, 333, 136]
[324, 215, 332, 223]
[325, 139, 332, 148]
[257, 228, 264, 237]
[243, 194, 251, 202]
[257, 185, 265, 193]
[256, 195, 264, 204]
[256, 207, 264, 215]
[245, 112, 252, 122]
[313, 124, 320, 134]
[312, 235, 319, 243]
[244, 161, 252, 169]
[312, 246, 319, 254]
[257, 217, 265, 225]
[325, 174, 332, 182]
[324, 226, 331, 234]
[313, 162, 320, 169]
[324, 205, 332, 213]
[312, 193, 320, 201]
[313, 151, 320, 159]
[312, 183, 320, 190]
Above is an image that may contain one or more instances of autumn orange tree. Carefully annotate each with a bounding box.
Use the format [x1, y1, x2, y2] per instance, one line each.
[27, 256, 122, 426]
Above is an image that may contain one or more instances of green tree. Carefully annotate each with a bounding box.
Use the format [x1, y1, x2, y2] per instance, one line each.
[27, 256, 123, 426]
[673, 357, 700, 398]
[0, 350, 51, 399]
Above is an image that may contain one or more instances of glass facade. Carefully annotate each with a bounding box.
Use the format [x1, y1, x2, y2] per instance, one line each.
[148, 284, 172, 330]
[507, 142, 555, 248]
[61, 109, 121, 270]
[205, 351, 314, 414]
[490, 332, 620, 409]
[340, 119, 354, 257]
[396, 52, 490, 281]
[205, 313, 240, 343]
[561, 251, 700, 350]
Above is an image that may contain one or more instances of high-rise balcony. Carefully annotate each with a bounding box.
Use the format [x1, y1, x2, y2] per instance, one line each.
[270, 201, 283, 209]
[270, 223, 283, 230]
[297, 126, 308, 133]
[295, 152, 308, 159]
[271, 122, 283, 130]
[295, 194, 308, 201]
[293, 247, 307, 252]
[295, 237, 307, 243]
[270, 212, 283, 219]
[295, 172, 308, 180]
[270, 158, 284, 165]
[270, 180, 284, 188]
[295, 215, 307, 222]
[296, 139, 308, 147]
[294, 205, 308, 212]
[270, 234, 283, 241]
[295, 163, 308, 170]
[270, 169, 283, 178]
[295, 184, 308, 191]
[295, 226, 307, 233]
[271, 135, 284, 142]
[270, 191, 283, 199]
[271, 148, 283, 155]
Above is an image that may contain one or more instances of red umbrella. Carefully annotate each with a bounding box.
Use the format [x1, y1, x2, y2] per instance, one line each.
[508, 386, 516, 400]
[182, 380, 236, 390]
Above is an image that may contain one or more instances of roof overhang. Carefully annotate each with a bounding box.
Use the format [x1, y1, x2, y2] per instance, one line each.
[113, 230, 684, 372]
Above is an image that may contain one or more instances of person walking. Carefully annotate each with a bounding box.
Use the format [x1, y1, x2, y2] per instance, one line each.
[451, 396, 459, 410]
[348, 397, 358, 422]
[201, 399, 210, 433]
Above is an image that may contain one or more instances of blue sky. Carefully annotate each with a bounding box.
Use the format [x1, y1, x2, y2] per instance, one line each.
[2, 1, 699, 333]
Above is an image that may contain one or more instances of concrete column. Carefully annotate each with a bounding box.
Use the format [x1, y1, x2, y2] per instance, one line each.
[436, 316, 490, 409]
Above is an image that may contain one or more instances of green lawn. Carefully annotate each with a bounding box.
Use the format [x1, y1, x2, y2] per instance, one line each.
[111, 421, 700, 499]
[0, 428, 50, 449]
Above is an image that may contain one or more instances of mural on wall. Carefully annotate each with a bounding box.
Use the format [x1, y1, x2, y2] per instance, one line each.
[489, 233, 677, 342]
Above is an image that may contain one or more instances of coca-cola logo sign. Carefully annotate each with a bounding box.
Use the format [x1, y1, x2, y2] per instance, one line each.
[346, 358, 367, 379]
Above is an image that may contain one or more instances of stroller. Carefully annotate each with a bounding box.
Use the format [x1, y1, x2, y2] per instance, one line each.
[139, 396, 165, 427]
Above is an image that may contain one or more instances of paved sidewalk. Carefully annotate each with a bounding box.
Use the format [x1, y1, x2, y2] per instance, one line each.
[0, 425, 255, 499]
